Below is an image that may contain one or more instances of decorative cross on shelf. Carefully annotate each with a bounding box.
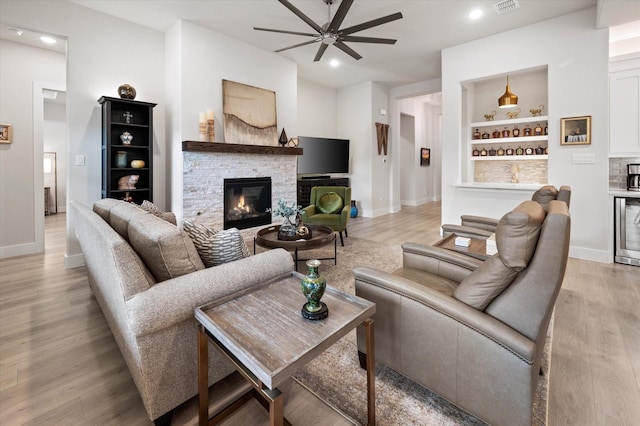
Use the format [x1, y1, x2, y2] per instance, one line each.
[123, 111, 133, 124]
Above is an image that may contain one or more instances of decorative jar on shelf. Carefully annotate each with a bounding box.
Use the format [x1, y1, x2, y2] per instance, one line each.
[525, 146, 534, 155]
[120, 131, 133, 145]
[506, 147, 515, 156]
[497, 147, 505, 156]
[480, 147, 488, 156]
[472, 148, 480, 157]
[501, 127, 511, 138]
[300, 259, 328, 320]
[131, 159, 146, 169]
[516, 146, 524, 155]
[489, 147, 497, 156]
[492, 129, 501, 138]
[481, 130, 490, 139]
[115, 151, 127, 168]
[523, 125, 532, 137]
[535, 146, 545, 155]
[473, 128, 481, 140]
[117, 83, 136, 100]
[513, 125, 520, 137]
[534, 124, 543, 136]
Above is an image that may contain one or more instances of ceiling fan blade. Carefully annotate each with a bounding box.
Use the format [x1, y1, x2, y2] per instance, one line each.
[278, 0, 323, 33]
[274, 39, 320, 53]
[313, 43, 329, 62]
[328, 0, 354, 32]
[340, 12, 403, 35]
[341, 35, 397, 44]
[253, 27, 318, 37]
[334, 41, 362, 60]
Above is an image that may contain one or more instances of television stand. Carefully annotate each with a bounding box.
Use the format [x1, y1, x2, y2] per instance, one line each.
[297, 177, 349, 207]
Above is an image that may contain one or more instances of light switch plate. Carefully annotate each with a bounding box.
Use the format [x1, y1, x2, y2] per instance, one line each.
[571, 153, 595, 164]
[75, 155, 86, 166]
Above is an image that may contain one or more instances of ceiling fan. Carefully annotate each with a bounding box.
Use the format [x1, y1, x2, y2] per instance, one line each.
[254, 0, 403, 62]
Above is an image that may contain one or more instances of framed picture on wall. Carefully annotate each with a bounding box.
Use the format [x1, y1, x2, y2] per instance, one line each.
[0, 124, 12, 144]
[560, 116, 591, 145]
[420, 148, 431, 166]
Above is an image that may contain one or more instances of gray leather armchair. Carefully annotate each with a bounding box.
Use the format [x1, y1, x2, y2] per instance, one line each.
[354, 200, 570, 426]
[442, 185, 571, 239]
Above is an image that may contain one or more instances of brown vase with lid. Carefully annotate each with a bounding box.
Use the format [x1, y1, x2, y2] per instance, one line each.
[492, 129, 501, 138]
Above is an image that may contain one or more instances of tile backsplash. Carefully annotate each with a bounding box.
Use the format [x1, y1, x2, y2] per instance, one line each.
[609, 157, 640, 189]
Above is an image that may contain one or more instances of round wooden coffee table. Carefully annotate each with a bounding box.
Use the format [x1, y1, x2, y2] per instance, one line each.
[254, 224, 337, 271]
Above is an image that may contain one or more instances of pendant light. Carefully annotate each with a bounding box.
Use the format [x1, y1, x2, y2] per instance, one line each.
[498, 75, 518, 108]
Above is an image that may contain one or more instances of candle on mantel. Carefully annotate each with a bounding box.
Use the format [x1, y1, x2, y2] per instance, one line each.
[206, 109, 214, 121]
[198, 112, 207, 141]
[199, 112, 206, 123]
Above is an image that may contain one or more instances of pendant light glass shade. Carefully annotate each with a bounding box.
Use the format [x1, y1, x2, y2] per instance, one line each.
[498, 75, 518, 108]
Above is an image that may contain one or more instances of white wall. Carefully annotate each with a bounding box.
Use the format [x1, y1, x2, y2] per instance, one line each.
[0, 39, 65, 257]
[400, 112, 417, 205]
[166, 20, 298, 220]
[371, 82, 392, 215]
[297, 78, 337, 138]
[44, 101, 68, 213]
[441, 8, 610, 262]
[337, 82, 373, 215]
[2, 0, 168, 265]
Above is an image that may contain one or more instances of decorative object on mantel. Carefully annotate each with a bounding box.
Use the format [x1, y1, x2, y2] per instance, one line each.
[120, 131, 133, 145]
[300, 259, 328, 321]
[498, 75, 518, 108]
[484, 111, 496, 121]
[506, 107, 521, 119]
[0, 123, 12, 144]
[530, 104, 545, 117]
[118, 175, 139, 190]
[288, 137, 299, 147]
[198, 112, 207, 141]
[510, 164, 520, 183]
[117, 83, 136, 99]
[269, 198, 302, 241]
[279, 128, 288, 147]
[375, 122, 390, 155]
[223, 79, 277, 146]
[560, 115, 591, 146]
[206, 109, 215, 142]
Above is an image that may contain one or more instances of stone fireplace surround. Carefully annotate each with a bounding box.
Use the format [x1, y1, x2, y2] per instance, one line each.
[182, 142, 300, 235]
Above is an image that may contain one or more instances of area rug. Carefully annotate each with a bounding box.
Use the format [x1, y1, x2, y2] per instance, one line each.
[279, 236, 551, 426]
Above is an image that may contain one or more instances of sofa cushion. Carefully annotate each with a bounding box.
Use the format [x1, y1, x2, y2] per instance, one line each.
[128, 214, 205, 282]
[454, 200, 545, 310]
[183, 220, 251, 267]
[453, 256, 519, 310]
[107, 202, 149, 240]
[531, 185, 558, 211]
[317, 192, 344, 214]
[496, 200, 545, 270]
[93, 198, 122, 222]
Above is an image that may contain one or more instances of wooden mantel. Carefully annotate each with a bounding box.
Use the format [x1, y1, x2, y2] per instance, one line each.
[182, 141, 302, 155]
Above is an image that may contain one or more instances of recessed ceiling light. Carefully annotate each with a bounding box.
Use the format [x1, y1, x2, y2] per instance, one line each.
[469, 9, 484, 20]
[329, 59, 340, 68]
[40, 36, 57, 45]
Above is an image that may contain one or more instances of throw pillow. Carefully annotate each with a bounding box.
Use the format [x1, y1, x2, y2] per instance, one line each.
[183, 220, 251, 267]
[140, 200, 164, 217]
[317, 192, 344, 214]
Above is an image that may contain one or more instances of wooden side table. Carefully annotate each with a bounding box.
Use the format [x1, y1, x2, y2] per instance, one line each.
[433, 233, 492, 260]
[195, 273, 376, 426]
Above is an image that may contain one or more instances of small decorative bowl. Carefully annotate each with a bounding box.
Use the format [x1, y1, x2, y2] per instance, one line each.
[130, 160, 146, 169]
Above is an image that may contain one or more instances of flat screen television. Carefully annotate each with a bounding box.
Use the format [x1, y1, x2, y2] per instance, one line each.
[297, 136, 350, 175]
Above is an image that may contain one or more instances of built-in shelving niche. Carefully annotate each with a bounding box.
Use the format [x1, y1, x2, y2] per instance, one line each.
[461, 67, 549, 186]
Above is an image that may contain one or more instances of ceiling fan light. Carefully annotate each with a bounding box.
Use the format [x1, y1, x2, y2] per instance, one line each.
[498, 75, 518, 108]
[321, 33, 337, 45]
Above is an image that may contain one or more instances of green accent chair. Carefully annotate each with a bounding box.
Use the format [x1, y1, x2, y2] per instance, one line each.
[302, 186, 351, 246]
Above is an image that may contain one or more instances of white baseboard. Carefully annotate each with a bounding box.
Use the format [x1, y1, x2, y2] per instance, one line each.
[0, 242, 41, 259]
[569, 245, 612, 264]
[65, 252, 85, 269]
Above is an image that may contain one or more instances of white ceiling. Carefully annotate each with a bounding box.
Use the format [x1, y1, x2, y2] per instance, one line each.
[3, 0, 640, 89]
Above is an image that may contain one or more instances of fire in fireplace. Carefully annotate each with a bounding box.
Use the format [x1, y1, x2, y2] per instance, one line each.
[223, 177, 272, 230]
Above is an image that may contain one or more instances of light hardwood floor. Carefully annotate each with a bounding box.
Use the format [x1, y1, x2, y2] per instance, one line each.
[1, 204, 639, 425]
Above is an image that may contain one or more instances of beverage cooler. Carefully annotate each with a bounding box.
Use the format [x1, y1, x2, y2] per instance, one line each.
[614, 197, 640, 266]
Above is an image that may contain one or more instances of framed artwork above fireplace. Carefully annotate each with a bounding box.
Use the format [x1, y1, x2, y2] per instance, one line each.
[222, 80, 277, 146]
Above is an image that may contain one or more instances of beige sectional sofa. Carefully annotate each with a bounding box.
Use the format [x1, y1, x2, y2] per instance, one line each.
[70, 198, 294, 423]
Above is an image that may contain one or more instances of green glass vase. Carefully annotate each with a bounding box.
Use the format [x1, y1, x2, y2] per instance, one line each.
[301, 259, 328, 320]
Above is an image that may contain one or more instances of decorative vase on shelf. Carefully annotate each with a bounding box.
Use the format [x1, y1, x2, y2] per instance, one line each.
[115, 151, 127, 168]
[301, 259, 328, 320]
[120, 131, 133, 145]
[118, 84, 136, 100]
[278, 216, 297, 241]
[350, 200, 358, 218]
